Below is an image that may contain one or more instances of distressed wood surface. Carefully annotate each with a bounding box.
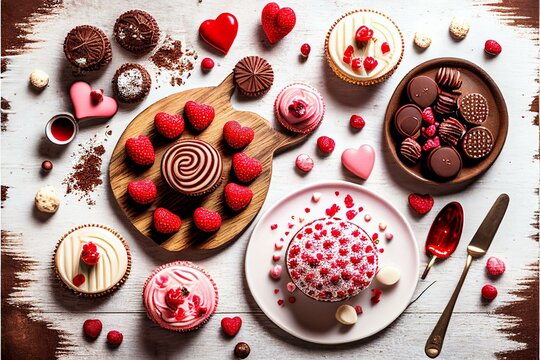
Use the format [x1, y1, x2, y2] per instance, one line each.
[1, 0, 538, 359]
[110, 73, 305, 252]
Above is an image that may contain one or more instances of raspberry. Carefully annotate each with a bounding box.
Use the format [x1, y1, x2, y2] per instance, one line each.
[422, 136, 440, 151]
[317, 136, 335, 153]
[201, 57, 215, 71]
[107, 330, 123, 346]
[300, 43, 311, 57]
[90, 89, 104, 104]
[486, 257, 506, 276]
[83, 319, 102, 339]
[421, 107, 435, 125]
[350, 115, 365, 129]
[481, 284, 498, 301]
[484, 40, 502, 56]
[422, 124, 437, 138]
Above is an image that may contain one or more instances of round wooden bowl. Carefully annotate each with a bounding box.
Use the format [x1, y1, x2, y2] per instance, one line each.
[383, 57, 508, 186]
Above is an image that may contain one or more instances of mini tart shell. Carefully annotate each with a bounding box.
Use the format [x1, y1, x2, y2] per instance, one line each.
[324, 9, 405, 86]
[274, 82, 326, 135]
[142, 261, 219, 332]
[112, 63, 152, 103]
[53, 224, 131, 298]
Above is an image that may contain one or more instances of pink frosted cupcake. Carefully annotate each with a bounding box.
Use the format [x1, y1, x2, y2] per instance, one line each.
[274, 83, 325, 134]
[143, 261, 218, 332]
[286, 218, 379, 302]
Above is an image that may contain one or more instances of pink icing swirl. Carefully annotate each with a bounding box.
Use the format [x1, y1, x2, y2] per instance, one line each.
[143, 262, 218, 331]
[276, 84, 324, 132]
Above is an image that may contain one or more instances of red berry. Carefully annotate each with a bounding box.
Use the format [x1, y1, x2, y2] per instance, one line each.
[224, 183, 253, 211]
[317, 136, 335, 153]
[166, 286, 189, 309]
[371, 288, 382, 304]
[221, 316, 242, 337]
[422, 136, 440, 151]
[344, 45, 354, 57]
[154, 112, 185, 139]
[351, 58, 362, 70]
[107, 330, 123, 346]
[201, 57, 215, 71]
[486, 257, 506, 276]
[421, 107, 435, 125]
[232, 152, 262, 183]
[295, 153, 314, 172]
[193, 207, 222, 232]
[127, 179, 157, 205]
[90, 89, 104, 104]
[355, 305, 363, 314]
[381, 42, 390, 54]
[484, 40, 502, 56]
[83, 319, 102, 339]
[223, 120, 255, 149]
[184, 100, 215, 131]
[125, 135, 155, 166]
[408, 193, 434, 215]
[300, 43, 311, 57]
[81, 242, 100, 266]
[355, 25, 373, 42]
[363, 57, 378, 71]
[481, 284, 498, 301]
[153, 208, 182, 234]
[350, 115, 365, 129]
[343, 56, 351, 64]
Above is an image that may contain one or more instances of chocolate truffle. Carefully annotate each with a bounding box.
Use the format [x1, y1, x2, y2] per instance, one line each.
[234, 342, 250, 359]
[434, 90, 460, 115]
[461, 126, 493, 159]
[400, 138, 422, 164]
[63, 25, 112, 71]
[161, 139, 223, 196]
[394, 104, 423, 139]
[407, 76, 439, 108]
[439, 117, 466, 146]
[233, 56, 274, 97]
[435, 67, 462, 89]
[427, 146, 462, 179]
[112, 63, 151, 103]
[114, 10, 160, 54]
[459, 93, 489, 124]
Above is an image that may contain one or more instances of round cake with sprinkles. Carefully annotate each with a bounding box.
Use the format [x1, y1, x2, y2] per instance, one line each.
[285, 217, 378, 302]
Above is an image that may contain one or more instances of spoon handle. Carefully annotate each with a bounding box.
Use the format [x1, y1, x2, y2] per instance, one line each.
[421, 255, 438, 280]
[425, 254, 473, 358]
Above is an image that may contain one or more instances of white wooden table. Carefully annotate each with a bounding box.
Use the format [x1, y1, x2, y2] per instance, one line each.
[2, 0, 538, 359]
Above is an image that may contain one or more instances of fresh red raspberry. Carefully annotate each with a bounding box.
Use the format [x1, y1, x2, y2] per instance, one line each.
[153, 208, 182, 234]
[422, 136, 440, 151]
[127, 179, 157, 205]
[90, 89, 104, 104]
[486, 257, 506, 276]
[83, 319, 102, 339]
[317, 136, 335, 153]
[484, 40, 502, 56]
[107, 330, 123, 346]
[421, 107, 435, 125]
[481, 284, 498, 301]
[422, 124, 437, 138]
[350, 115, 365, 129]
[201, 57, 215, 71]
[300, 43, 311, 57]
[193, 207, 222, 232]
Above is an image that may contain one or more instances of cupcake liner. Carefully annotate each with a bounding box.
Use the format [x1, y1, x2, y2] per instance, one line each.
[274, 82, 326, 135]
[53, 224, 131, 298]
[142, 261, 219, 332]
[324, 9, 404, 86]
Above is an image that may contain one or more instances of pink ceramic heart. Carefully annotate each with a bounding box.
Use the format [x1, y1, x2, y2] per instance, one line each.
[341, 144, 375, 180]
[70, 81, 118, 122]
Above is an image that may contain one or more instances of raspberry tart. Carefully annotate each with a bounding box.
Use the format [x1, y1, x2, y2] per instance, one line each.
[143, 261, 218, 332]
[285, 218, 379, 302]
[325, 9, 404, 86]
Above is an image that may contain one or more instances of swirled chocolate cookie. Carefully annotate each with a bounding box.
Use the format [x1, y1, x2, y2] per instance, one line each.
[161, 139, 223, 196]
[63, 25, 112, 71]
[114, 10, 160, 54]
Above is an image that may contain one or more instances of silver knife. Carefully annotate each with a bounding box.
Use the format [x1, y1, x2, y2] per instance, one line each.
[425, 194, 510, 358]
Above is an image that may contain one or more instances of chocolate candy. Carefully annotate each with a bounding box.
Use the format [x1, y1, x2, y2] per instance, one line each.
[435, 67, 462, 89]
[434, 90, 460, 115]
[63, 25, 112, 71]
[113, 10, 160, 54]
[394, 104, 422, 139]
[41, 160, 53, 172]
[439, 117, 466, 146]
[400, 138, 422, 164]
[407, 76, 439, 108]
[462, 126, 493, 159]
[234, 342, 250, 359]
[234, 56, 274, 97]
[459, 93, 489, 124]
[427, 146, 462, 179]
[112, 63, 151, 103]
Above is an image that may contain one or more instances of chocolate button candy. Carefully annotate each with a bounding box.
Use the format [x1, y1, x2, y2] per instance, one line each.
[462, 126, 493, 159]
[394, 104, 422, 139]
[427, 146, 462, 179]
[407, 76, 439, 108]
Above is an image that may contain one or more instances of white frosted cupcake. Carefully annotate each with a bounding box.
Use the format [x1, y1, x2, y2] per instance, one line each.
[325, 9, 404, 86]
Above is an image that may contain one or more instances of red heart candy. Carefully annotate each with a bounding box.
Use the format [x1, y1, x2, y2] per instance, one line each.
[261, 2, 296, 44]
[221, 316, 242, 337]
[408, 193, 434, 215]
[199, 13, 238, 54]
[70, 81, 118, 122]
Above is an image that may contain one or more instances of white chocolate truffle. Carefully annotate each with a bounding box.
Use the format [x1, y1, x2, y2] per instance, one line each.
[414, 32, 432, 49]
[35, 185, 60, 213]
[449, 18, 470, 40]
[29, 69, 49, 89]
[375, 266, 401, 286]
[335, 304, 358, 325]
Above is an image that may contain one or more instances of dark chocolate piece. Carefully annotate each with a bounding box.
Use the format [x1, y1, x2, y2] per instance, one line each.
[394, 104, 423, 139]
[112, 63, 151, 103]
[400, 138, 422, 164]
[407, 75, 439, 108]
[439, 117, 466, 146]
[114, 10, 160, 54]
[461, 126, 493, 159]
[435, 67, 462, 89]
[427, 146, 462, 179]
[434, 90, 460, 115]
[459, 93, 489, 124]
[233, 56, 274, 97]
[63, 25, 112, 71]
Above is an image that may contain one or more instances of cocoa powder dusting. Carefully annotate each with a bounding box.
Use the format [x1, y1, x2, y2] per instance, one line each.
[1, 97, 11, 131]
[1, 185, 9, 207]
[150, 36, 197, 88]
[63, 136, 105, 206]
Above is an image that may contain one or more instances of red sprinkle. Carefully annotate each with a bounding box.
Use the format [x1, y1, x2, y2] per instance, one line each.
[372, 233, 379, 241]
[346, 210, 358, 220]
[351, 57, 362, 70]
[371, 288, 382, 304]
[277, 299, 284, 306]
[355, 305, 363, 314]
[305, 208, 311, 213]
[381, 42, 390, 54]
[271, 224, 278, 230]
[358, 206, 364, 212]
[344, 194, 354, 208]
[288, 223, 294, 229]
[288, 296, 296, 303]
[335, 191, 340, 196]
[274, 289, 279, 294]
[326, 204, 340, 217]
[379, 248, 385, 253]
[72, 274, 85, 287]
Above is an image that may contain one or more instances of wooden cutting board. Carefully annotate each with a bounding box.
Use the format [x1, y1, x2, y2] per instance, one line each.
[109, 74, 306, 251]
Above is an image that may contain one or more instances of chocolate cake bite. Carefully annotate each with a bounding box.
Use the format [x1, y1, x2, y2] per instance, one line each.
[394, 104, 422, 139]
[233, 56, 274, 97]
[407, 76, 439, 108]
[63, 25, 112, 71]
[427, 146, 462, 180]
[112, 63, 151, 103]
[114, 10, 160, 54]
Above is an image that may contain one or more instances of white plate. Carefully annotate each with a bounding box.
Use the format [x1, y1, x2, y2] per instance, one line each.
[245, 181, 419, 344]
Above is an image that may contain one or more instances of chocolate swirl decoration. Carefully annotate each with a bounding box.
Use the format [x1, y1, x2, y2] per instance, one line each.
[161, 140, 223, 196]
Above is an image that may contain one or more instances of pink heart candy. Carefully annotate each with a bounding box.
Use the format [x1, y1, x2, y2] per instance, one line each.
[70, 81, 118, 122]
[341, 144, 375, 180]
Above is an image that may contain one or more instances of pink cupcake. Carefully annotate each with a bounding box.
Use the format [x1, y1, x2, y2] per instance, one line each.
[143, 261, 218, 332]
[274, 83, 325, 134]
